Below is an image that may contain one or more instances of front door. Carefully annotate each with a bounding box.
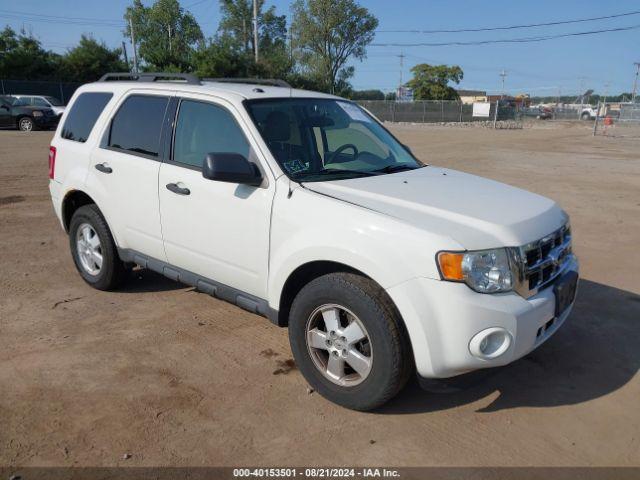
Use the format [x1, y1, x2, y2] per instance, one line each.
[158, 95, 274, 298]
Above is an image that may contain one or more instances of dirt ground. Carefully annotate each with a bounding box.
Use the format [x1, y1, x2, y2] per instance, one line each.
[1, 122, 639, 467]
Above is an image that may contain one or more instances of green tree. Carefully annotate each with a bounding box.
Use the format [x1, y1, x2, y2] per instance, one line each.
[61, 35, 126, 83]
[406, 64, 464, 100]
[0, 26, 61, 80]
[125, 0, 203, 71]
[193, 36, 249, 78]
[290, 0, 378, 94]
[350, 89, 385, 100]
[216, 0, 291, 79]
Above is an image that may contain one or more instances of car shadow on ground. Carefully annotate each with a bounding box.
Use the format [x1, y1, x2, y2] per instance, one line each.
[117, 268, 185, 294]
[378, 279, 640, 414]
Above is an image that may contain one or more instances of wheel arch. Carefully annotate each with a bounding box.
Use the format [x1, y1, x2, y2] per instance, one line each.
[274, 260, 405, 331]
[61, 190, 98, 233]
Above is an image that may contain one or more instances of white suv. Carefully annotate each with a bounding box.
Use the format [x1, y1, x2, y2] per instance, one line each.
[48, 73, 579, 410]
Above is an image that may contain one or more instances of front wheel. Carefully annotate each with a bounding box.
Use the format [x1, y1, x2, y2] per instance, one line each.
[580, 112, 591, 121]
[288, 273, 412, 411]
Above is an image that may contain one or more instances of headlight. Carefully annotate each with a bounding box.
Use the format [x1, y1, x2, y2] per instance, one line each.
[437, 248, 514, 293]
[32, 111, 43, 117]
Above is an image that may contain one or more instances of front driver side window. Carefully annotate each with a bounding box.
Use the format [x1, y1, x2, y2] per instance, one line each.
[173, 99, 250, 169]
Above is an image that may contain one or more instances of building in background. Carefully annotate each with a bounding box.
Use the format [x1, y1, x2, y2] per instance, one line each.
[456, 89, 487, 104]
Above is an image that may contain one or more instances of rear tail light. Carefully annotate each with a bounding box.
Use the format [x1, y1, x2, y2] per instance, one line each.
[48, 146, 56, 180]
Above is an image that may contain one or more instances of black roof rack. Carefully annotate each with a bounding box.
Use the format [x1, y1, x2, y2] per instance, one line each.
[98, 72, 200, 85]
[203, 77, 291, 88]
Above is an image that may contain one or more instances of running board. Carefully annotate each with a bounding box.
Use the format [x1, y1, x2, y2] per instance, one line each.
[118, 248, 280, 326]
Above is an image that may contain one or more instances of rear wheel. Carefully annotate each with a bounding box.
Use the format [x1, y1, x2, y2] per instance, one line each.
[288, 272, 412, 410]
[69, 204, 126, 290]
[18, 116, 35, 132]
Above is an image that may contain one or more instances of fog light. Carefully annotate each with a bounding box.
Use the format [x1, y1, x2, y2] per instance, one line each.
[469, 327, 512, 360]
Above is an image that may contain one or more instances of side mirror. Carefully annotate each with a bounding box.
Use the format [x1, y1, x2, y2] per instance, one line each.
[202, 152, 262, 187]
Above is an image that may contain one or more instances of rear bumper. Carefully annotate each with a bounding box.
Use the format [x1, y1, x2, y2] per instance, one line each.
[387, 255, 579, 378]
[34, 115, 59, 128]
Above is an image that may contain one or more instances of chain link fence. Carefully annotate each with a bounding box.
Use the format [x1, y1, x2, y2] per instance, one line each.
[0, 79, 83, 104]
[593, 103, 640, 138]
[357, 100, 521, 124]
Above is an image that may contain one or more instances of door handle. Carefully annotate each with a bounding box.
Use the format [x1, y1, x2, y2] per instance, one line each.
[166, 183, 190, 195]
[95, 163, 113, 174]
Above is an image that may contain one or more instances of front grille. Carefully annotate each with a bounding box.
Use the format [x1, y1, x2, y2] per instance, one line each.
[514, 224, 573, 297]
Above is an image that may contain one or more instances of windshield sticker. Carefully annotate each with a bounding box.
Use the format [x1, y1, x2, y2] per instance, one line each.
[283, 159, 307, 174]
[337, 102, 371, 123]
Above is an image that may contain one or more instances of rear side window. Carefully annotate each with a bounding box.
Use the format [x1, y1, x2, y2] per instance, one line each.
[173, 99, 250, 168]
[61, 92, 113, 142]
[108, 95, 168, 158]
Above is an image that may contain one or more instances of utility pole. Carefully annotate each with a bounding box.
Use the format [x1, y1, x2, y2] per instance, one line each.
[577, 76, 586, 106]
[129, 16, 139, 74]
[632, 62, 640, 103]
[253, 0, 259, 63]
[398, 51, 405, 87]
[167, 24, 172, 53]
[121, 41, 129, 69]
[499, 69, 507, 98]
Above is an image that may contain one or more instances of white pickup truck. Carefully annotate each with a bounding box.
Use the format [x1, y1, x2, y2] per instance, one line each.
[48, 73, 579, 410]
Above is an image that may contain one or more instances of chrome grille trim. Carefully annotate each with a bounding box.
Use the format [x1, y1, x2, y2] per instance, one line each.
[512, 223, 574, 298]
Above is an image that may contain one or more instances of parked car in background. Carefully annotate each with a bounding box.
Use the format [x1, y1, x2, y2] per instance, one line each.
[580, 106, 598, 120]
[0, 95, 59, 131]
[12, 95, 66, 118]
[520, 106, 553, 120]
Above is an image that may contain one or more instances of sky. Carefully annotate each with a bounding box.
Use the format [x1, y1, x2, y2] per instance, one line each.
[1, 0, 639, 97]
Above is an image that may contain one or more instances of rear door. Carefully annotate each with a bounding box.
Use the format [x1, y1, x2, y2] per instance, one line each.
[158, 94, 274, 298]
[86, 91, 171, 261]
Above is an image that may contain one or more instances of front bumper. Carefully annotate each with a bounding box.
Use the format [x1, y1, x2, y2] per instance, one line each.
[386, 255, 579, 378]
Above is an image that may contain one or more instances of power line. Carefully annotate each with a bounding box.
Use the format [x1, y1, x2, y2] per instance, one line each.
[377, 10, 640, 34]
[371, 24, 640, 47]
[0, 10, 124, 27]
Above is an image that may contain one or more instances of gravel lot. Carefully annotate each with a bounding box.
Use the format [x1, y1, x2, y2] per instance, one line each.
[1, 123, 638, 467]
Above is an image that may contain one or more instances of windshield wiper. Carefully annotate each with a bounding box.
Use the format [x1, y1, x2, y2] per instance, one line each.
[298, 168, 380, 178]
[372, 164, 421, 174]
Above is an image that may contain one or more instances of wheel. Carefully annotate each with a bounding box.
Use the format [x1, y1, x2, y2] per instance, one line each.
[580, 112, 591, 121]
[288, 272, 412, 410]
[69, 204, 126, 290]
[18, 116, 35, 131]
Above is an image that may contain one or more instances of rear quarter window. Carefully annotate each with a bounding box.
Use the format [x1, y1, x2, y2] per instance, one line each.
[61, 92, 113, 143]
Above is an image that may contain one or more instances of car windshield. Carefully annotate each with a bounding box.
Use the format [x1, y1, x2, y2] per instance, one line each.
[45, 96, 63, 106]
[245, 98, 424, 182]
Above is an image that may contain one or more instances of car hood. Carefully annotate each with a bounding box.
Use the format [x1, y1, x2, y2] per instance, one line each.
[303, 166, 567, 250]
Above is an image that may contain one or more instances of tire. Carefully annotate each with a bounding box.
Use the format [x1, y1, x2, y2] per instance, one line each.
[288, 272, 412, 411]
[69, 204, 126, 291]
[580, 112, 591, 121]
[17, 116, 36, 132]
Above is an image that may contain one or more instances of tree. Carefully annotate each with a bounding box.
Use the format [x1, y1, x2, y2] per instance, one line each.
[193, 36, 249, 78]
[0, 26, 61, 80]
[217, 0, 291, 79]
[406, 64, 463, 101]
[125, 0, 203, 71]
[290, 0, 378, 94]
[350, 89, 385, 100]
[61, 35, 126, 83]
